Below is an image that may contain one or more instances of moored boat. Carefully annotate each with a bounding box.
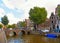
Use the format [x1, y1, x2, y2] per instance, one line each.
[45, 33, 58, 38]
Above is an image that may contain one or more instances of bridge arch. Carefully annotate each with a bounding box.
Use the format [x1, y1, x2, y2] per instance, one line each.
[5, 29, 31, 36]
[27, 31, 30, 35]
[8, 31, 17, 36]
[21, 30, 25, 35]
[13, 31, 16, 36]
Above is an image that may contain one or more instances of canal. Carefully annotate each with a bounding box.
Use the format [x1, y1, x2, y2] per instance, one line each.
[7, 35, 60, 43]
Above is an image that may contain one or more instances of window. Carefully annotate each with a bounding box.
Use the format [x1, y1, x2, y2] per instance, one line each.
[57, 17, 58, 19]
[52, 17, 53, 19]
[57, 25, 59, 29]
[52, 21, 53, 23]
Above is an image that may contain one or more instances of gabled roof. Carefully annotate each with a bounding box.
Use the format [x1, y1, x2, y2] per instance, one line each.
[51, 12, 54, 16]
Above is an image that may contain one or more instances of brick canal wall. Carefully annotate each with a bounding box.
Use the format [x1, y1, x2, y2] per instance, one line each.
[0, 29, 7, 43]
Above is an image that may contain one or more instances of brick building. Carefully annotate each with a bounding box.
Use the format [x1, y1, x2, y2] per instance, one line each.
[37, 19, 50, 30]
[25, 19, 34, 30]
[50, 4, 60, 32]
[25, 4, 60, 32]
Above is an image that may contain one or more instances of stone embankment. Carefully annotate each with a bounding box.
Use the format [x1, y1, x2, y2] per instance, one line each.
[0, 29, 7, 43]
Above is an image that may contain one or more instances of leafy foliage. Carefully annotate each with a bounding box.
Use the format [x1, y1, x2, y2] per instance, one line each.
[57, 6, 60, 17]
[0, 24, 3, 28]
[29, 7, 47, 25]
[7, 25, 12, 28]
[1, 15, 9, 25]
[55, 5, 60, 17]
[20, 22, 26, 27]
[11, 24, 16, 29]
[17, 21, 26, 28]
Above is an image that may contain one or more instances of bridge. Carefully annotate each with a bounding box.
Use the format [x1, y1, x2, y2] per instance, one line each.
[4, 28, 31, 36]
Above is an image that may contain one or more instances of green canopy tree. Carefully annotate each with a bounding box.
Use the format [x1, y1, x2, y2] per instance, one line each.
[29, 7, 47, 30]
[56, 5, 60, 17]
[17, 21, 26, 29]
[11, 24, 16, 29]
[20, 21, 26, 27]
[7, 25, 12, 28]
[1, 15, 9, 29]
[0, 24, 3, 29]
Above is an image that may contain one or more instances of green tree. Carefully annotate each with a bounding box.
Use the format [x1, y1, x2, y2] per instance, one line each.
[1, 15, 9, 25]
[1, 15, 9, 29]
[57, 5, 60, 17]
[29, 7, 47, 29]
[11, 24, 16, 29]
[17, 21, 26, 29]
[20, 21, 26, 27]
[0, 24, 3, 28]
[7, 25, 12, 28]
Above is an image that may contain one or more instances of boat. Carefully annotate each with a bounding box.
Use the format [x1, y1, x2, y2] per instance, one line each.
[45, 33, 58, 38]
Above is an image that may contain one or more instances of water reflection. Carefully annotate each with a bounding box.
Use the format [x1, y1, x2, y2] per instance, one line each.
[7, 35, 60, 43]
[8, 37, 24, 43]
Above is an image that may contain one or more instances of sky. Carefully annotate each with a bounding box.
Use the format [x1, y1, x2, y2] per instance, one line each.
[0, 0, 60, 24]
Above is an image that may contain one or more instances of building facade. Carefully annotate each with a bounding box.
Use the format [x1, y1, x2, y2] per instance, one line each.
[25, 19, 34, 30]
[50, 4, 60, 32]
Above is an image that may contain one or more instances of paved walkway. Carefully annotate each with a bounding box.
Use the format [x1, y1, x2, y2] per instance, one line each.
[0, 29, 7, 43]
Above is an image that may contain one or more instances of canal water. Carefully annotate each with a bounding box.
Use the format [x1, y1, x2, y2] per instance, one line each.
[7, 35, 60, 43]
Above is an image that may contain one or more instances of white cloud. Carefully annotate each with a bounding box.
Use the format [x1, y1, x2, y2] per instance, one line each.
[6, 13, 23, 24]
[0, 8, 5, 17]
[2, 0, 60, 18]
[2, 0, 15, 9]
[2, 0, 60, 24]
[0, 8, 22, 24]
[9, 0, 60, 18]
